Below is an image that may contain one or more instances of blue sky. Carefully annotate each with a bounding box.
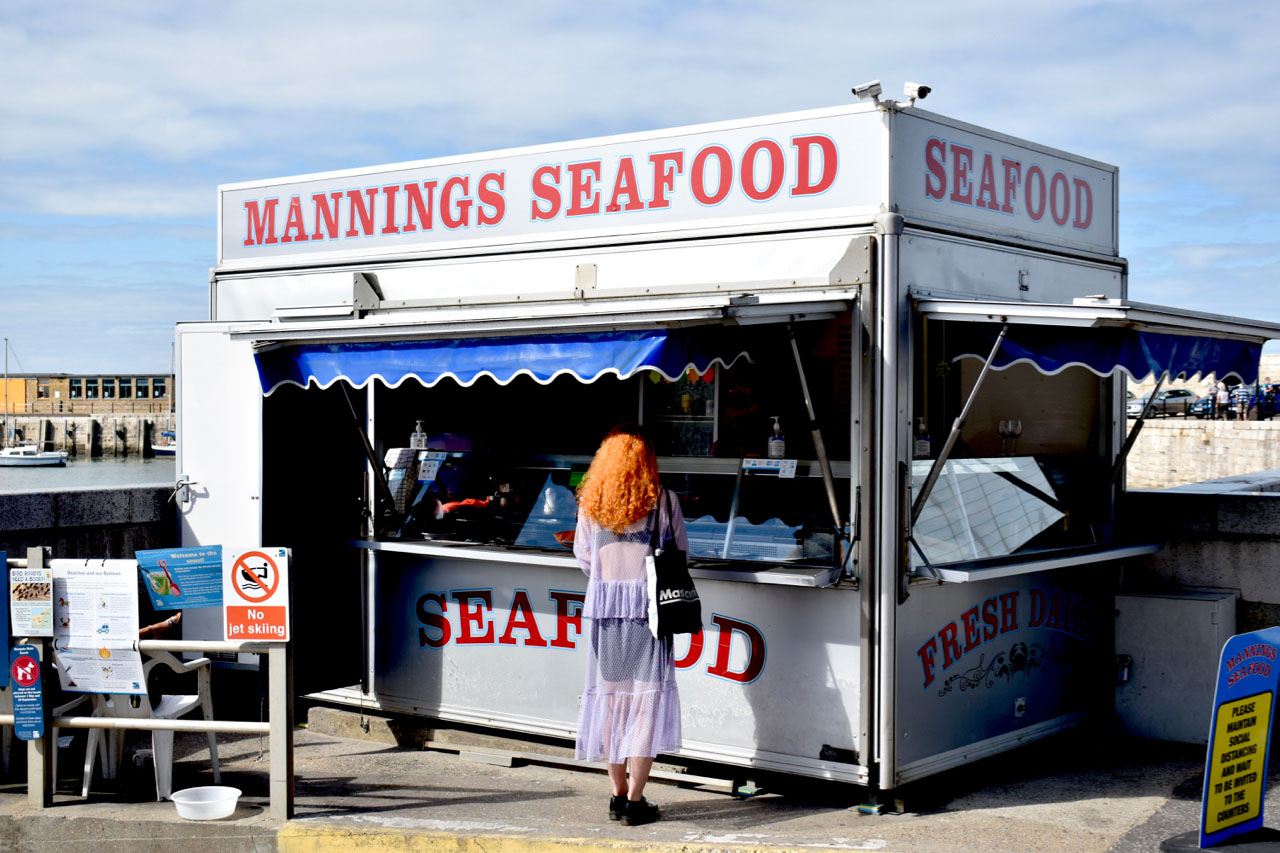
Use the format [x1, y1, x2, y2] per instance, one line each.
[2, 0, 1278, 372]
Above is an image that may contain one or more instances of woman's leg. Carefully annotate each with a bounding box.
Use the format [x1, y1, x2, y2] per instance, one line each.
[608, 762, 628, 797]
[627, 756, 654, 800]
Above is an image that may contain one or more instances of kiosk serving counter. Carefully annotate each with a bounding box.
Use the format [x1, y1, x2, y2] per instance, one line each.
[176, 100, 1280, 791]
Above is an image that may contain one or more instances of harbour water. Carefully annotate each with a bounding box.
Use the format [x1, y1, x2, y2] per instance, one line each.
[0, 455, 175, 494]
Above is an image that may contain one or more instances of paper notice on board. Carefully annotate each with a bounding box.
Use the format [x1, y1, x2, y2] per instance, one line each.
[52, 561, 145, 695]
[10, 566, 54, 637]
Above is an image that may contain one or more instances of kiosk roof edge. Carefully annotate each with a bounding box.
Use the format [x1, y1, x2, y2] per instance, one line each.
[217, 103, 1118, 272]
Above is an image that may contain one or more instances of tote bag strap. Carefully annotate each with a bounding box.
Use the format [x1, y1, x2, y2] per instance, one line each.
[648, 489, 663, 553]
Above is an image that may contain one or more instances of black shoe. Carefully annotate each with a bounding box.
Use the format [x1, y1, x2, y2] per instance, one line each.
[609, 794, 627, 821]
[621, 797, 659, 826]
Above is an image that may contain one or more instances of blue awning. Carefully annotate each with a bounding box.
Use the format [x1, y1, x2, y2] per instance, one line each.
[254, 327, 753, 395]
[953, 326, 1261, 383]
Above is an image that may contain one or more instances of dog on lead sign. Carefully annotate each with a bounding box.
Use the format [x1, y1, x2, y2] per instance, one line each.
[223, 547, 291, 642]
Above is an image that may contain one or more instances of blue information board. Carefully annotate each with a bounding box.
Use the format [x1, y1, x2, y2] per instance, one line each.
[1, 549, 8, 689]
[10, 644, 44, 741]
[136, 546, 224, 610]
[1200, 626, 1280, 848]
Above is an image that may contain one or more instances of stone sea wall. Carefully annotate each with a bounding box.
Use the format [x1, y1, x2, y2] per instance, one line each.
[1125, 418, 1280, 490]
[0, 485, 176, 559]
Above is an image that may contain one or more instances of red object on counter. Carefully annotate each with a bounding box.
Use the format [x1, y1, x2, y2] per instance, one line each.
[441, 497, 491, 514]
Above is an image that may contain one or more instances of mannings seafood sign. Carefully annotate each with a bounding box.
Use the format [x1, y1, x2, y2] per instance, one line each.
[218, 105, 1116, 269]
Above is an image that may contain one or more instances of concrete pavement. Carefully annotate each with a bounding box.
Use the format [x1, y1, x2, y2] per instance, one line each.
[0, 706, 1277, 852]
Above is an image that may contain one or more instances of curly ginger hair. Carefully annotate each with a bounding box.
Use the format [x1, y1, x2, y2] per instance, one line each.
[576, 423, 661, 533]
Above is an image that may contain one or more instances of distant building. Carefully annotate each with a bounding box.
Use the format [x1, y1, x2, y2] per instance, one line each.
[1, 372, 174, 415]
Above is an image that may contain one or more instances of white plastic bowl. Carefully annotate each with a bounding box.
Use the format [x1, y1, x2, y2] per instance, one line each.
[171, 786, 241, 820]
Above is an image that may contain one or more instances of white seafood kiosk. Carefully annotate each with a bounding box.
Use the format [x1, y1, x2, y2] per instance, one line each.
[177, 101, 1278, 794]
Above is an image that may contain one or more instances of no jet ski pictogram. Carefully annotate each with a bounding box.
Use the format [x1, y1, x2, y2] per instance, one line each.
[232, 551, 281, 604]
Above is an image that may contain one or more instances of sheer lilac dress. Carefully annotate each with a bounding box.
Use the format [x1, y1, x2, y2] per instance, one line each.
[573, 491, 687, 764]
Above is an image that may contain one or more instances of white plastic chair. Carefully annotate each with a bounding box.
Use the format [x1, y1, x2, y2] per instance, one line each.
[50, 692, 98, 787]
[81, 650, 220, 800]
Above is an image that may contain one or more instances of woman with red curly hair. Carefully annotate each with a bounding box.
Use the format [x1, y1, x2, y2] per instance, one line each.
[573, 423, 687, 826]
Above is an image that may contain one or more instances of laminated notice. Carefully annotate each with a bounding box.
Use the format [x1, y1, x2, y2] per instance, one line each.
[9, 567, 54, 637]
[52, 561, 145, 695]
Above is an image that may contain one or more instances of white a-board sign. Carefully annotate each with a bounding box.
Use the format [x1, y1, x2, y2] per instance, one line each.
[223, 547, 290, 642]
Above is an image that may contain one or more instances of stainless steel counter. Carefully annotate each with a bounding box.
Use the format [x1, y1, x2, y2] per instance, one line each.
[352, 539, 842, 587]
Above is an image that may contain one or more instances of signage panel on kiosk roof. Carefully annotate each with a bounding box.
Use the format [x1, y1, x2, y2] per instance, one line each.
[224, 547, 290, 642]
[1200, 626, 1280, 848]
[219, 103, 1117, 276]
[219, 106, 881, 269]
[890, 111, 1117, 257]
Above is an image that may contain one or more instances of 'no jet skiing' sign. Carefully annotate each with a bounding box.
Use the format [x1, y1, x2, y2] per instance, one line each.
[1201, 626, 1280, 847]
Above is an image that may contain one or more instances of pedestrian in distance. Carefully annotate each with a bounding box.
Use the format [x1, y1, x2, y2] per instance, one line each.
[1217, 383, 1231, 421]
[573, 423, 687, 827]
[1209, 382, 1220, 419]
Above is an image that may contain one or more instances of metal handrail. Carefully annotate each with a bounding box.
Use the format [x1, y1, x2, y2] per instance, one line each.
[19, 637, 294, 819]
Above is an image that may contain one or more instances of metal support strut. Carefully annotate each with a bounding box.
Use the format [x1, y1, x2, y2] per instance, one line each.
[1108, 371, 1168, 485]
[910, 324, 1009, 526]
[340, 383, 401, 532]
[787, 324, 845, 542]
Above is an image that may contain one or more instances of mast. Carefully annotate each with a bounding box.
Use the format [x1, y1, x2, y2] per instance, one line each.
[3, 336, 8, 449]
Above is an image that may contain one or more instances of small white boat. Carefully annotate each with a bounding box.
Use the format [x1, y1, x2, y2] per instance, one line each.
[0, 443, 70, 467]
[152, 430, 177, 457]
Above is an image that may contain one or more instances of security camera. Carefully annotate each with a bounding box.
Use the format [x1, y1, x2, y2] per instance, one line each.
[904, 82, 931, 102]
[851, 80, 882, 102]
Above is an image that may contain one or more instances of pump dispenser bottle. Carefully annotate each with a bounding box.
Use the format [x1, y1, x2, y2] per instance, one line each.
[913, 417, 931, 459]
[768, 416, 786, 459]
[410, 420, 428, 450]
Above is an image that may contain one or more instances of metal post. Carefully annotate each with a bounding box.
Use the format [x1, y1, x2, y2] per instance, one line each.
[873, 212, 906, 795]
[268, 643, 294, 819]
[26, 546, 53, 808]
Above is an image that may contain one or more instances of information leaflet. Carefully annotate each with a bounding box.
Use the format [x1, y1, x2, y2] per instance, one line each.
[9, 560, 53, 638]
[52, 561, 145, 695]
[1201, 626, 1280, 847]
[136, 545, 224, 610]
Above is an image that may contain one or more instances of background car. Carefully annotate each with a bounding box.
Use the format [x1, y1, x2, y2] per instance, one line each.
[1126, 387, 1197, 418]
[1190, 395, 1213, 418]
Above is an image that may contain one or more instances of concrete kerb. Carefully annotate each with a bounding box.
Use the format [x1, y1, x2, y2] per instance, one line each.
[0, 701, 1264, 853]
[274, 826, 857, 853]
[276, 825, 859, 853]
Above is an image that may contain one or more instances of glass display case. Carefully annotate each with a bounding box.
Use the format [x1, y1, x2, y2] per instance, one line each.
[366, 316, 854, 572]
[384, 452, 849, 571]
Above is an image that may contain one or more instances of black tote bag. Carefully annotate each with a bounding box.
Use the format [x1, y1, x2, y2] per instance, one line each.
[645, 490, 702, 638]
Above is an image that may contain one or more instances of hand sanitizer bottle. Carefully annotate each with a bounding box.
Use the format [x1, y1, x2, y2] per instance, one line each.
[913, 417, 931, 459]
[410, 420, 428, 450]
[768, 416, 786, 459]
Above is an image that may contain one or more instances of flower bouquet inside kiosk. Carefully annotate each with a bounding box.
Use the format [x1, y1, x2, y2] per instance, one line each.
[177, 95, 1280, 793]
